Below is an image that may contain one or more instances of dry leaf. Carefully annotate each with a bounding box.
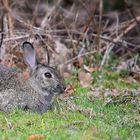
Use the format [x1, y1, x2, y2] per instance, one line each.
[28, 134, 45, 140]
[73, 57, 84, 68]
[51, 40, 70, 65]
[63, 72, 71, 79]
[112, 89, 119, 93]
[64, 85, 75, 97]
[78, 71, 93, 88]
[121, 76, 137, 84]
[1, 54, 13, 67]
[22, 70, 30, 80]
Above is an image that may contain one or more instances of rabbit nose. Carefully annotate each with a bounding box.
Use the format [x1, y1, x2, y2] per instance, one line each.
[63, 86, 66, 91]
[56, 84, 65, 93]
[62, 85, 66, 91]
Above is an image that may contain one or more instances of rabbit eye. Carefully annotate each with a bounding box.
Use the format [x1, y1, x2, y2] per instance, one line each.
[44, 72, 52, 78]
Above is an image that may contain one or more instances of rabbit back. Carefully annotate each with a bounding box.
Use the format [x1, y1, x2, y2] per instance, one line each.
[0, 64, 19, 90]
[0, 64, 48, 113]
[0, 64, 65, 113]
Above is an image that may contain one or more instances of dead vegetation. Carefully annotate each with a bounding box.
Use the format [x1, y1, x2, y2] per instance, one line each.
[0, 0, 140, 86]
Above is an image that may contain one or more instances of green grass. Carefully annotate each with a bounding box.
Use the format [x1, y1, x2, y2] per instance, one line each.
[0, 70, 140, 140]
[0, 97, 139, 139]
[92, 70, 140, 89]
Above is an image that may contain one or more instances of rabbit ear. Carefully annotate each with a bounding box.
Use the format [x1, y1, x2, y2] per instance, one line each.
[22, 42, 37, 68]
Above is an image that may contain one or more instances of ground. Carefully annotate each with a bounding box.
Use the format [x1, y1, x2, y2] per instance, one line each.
[0, 70, 139, 140]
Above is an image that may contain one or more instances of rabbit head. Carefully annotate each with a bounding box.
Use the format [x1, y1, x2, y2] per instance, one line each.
[22, 42, 66, 96]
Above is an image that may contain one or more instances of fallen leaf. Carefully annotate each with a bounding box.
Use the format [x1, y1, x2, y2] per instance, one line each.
[78, 71, 93, 87]
[22, 70, 30, 80]
[63, 72, 72, 79]
[112, 89, 119, 93]
[28, 134, 45, 140]
[52, 40, 71, 65]
[64, 85, 75, 97]
[73, 57, 84, 68]
[1, 54, 13, 67]
[121, 76, 137, 84]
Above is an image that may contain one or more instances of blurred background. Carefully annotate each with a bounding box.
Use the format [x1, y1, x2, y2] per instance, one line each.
[0, 0, 140, 84]
[1, 1, 140, 139]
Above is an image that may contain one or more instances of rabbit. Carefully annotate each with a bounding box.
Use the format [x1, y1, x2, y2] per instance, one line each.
[0, 42, 66, 114]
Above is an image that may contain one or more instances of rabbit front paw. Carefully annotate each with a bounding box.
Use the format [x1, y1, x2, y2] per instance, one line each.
[36, 101, 52, 114]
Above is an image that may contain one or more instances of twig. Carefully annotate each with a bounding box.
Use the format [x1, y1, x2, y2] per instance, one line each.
[0, 13, 4, 53]
[101, 15, 140, 66]
[125, 1, 140, 34]
[35, 34, 50, 65]
[66, 99, 96, 118]
[65, 50, 96, 64]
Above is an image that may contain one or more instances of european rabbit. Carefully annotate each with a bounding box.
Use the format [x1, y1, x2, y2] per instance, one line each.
[0, 42, 65, 113]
